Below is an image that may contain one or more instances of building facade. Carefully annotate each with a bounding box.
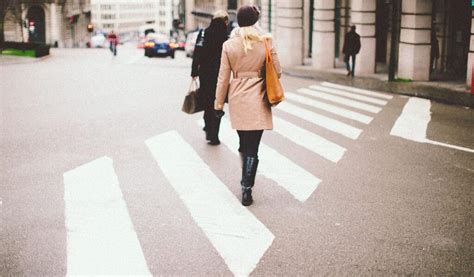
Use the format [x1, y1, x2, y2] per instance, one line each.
[90, 0, 179, 38]
[259, 0, 473, 87]
[185, 0, 259, 30]
[3, 0, 92, 48]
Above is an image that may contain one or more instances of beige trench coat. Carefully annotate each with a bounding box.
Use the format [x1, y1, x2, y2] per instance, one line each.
[214, 35, 282, 130]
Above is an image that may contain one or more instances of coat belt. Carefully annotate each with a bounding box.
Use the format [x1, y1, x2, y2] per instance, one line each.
[233, 70, 262, 79]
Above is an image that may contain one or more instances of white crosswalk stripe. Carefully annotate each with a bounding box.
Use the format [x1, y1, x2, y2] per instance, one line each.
[61, 83, 395, 276]
[297, 88, 382, 113]
[63, 157, 152, 276]
[273, 116, 346, 162]
[285, 91, 373, 124]
[321, 82, 393, 100]
[217, 118, 321, 202]
[310, 85, 388, 105]
[146, 131, 274, 276]
[276, 101, 362, 139]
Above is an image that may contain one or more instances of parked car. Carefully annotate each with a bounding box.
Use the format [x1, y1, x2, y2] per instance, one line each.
[144, 33, 175, 58]
[185, 30, 200, 58]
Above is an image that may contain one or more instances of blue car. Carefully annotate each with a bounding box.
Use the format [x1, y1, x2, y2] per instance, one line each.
[144, 33, 175, 59]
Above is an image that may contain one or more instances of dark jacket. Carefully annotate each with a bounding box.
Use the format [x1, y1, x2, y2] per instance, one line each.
[342, 30, 361, 55]
[190, 29, 205, 77]
[190, 18, 228, 101]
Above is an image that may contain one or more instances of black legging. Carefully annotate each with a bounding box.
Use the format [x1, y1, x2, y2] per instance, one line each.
[237, 130, 264, 158]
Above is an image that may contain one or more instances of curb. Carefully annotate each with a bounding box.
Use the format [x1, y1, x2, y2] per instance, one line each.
[0, 53, 51, 65]
[284, 67, 474, 108]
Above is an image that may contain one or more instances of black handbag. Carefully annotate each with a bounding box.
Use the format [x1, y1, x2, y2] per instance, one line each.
[182, 79, 204, 114]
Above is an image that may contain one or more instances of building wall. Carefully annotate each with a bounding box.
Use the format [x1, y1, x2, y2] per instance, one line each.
[259, 0, 472, 88]
[187, 0, 259, 31]
[4, 8, 23, 42]
[91, 0, 176, 38]
[3, 0, 92, 48]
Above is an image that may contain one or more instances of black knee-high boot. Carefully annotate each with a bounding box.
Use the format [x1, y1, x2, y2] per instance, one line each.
[207, 113, 221, 145]
[241, 156, 258, 206]
[239, 152, 245, 168]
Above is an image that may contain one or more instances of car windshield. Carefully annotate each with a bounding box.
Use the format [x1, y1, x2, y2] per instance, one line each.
[147, 33, 169, 43]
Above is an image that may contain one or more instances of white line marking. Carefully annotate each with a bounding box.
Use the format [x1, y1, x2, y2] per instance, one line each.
[321, 82, 393, 100]
[309, 85, 388, 106]
[146, 131, 274, 276]
[285, 91, 373, 124]
[390, 98, 474, 153]
[390, 98, 430, 142]
[204, 118, 321, 202]
[298, 88, 382, 113]
[276, 101, 362, 139]
[273, 117, 346, 162]
[64, 157, 151, 276]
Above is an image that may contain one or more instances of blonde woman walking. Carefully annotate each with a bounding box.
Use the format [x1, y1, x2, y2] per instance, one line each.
[214, 5, 282, 206]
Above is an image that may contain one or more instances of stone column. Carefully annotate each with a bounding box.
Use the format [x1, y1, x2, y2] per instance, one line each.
[351, 0, 376, 74]
[271, 0, 277, 37]
[261, 0, 269, 31]
[50, 3, 61, 46]
[185, 0, 195, 31]
[397, 0, 432, 81]
[467, 11, 474, 87]
[275, 0, 304, 67]
[312, 0, 335, 70]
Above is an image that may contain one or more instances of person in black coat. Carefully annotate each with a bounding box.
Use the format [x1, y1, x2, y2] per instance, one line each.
[342, 25, 361, 77]
[191, 11, 229, 145]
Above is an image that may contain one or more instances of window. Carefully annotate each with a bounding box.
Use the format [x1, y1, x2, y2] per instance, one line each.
[228, 0, 237, 10]
[101, 14, 115, 20]
[100, 4, 115, 10]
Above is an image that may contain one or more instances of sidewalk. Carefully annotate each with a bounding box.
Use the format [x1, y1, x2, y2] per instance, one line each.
[0, 53, 49, 65]
[285, 65, 474, 108]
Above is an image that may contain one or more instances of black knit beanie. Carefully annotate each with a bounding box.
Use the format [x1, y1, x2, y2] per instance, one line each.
[237, 5, 260, 27]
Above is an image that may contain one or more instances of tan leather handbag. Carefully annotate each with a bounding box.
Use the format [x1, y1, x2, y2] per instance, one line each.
[264, 40, 284, 106]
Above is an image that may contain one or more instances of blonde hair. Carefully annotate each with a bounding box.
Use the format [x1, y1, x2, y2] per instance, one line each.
[213, 10, 229, 21]
[232, 25, 271, 53]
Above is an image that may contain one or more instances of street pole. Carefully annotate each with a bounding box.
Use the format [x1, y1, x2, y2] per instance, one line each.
[388, 0, 400, 81]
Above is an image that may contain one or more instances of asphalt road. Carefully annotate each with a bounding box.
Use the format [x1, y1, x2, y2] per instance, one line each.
[1, 45, 473, 276]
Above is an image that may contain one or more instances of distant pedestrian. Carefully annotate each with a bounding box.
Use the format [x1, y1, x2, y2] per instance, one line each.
[191, 11, 230, 145]
[342, 25, 361, 77]
[214, 5, 282, 206]
[107, 31, 119, 56]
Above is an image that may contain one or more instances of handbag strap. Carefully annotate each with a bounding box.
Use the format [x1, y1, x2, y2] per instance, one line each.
[264, 39, 272, 63]
[189, 78, 199, 92]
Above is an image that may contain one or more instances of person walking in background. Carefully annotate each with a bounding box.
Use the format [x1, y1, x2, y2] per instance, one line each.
[342, 25, 361, 77]
[214, 5, 281, 206]
[191, 11, 230, 145]
[107, 30, 119, 56]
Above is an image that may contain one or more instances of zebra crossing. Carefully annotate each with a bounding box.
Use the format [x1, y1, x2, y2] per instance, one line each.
[63, 82, 394, 276]
[64, 157, 152, 276]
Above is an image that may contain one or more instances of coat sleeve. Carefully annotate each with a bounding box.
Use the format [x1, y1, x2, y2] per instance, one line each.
[190, 30, 204, 77]
[269, 38, 282, 78]
[214, 43, 231, 110]
[355, 35, 361, 54]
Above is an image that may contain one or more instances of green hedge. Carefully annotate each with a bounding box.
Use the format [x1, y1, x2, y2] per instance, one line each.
[1, 48, 36, 57]
[0, 41, 50, 57]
